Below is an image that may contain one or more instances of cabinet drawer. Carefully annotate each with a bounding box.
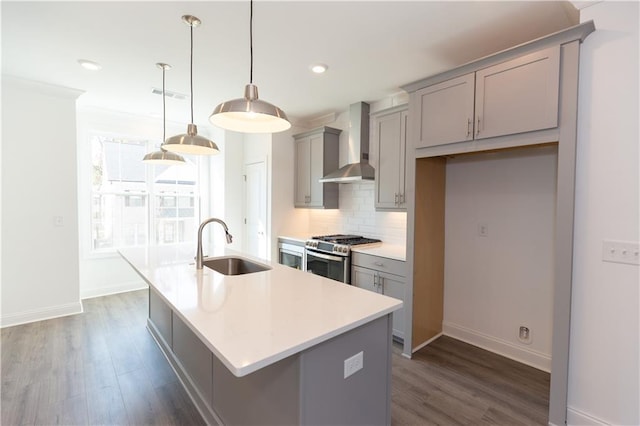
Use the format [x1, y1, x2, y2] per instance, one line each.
[351, 252, 405, 277]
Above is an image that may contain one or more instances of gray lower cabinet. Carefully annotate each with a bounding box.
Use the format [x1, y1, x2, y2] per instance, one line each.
[351, 253, 406, 341]
[172, 314, 214, 412]
[149, 288, 172, 348]
[146, 289, 393, 425]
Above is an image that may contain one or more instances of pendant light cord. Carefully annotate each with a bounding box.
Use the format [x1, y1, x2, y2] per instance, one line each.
[162, 67, 166, 142]
[190, 23, 194, 124]
[250, 0, 253, 84]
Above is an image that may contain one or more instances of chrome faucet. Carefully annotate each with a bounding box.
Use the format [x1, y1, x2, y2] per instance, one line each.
[196, 218, 233, 269]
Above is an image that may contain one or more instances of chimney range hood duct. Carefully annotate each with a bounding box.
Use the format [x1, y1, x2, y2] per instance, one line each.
[319, 102, 375, 183]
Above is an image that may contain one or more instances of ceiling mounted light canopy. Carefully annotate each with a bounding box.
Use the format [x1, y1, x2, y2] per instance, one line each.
[77, 59, 102, 71]
[163, 15, 220, 155]
[143, 63, 186, 165]
[310, 63, 328, 74]
[209, 0, 291, 134]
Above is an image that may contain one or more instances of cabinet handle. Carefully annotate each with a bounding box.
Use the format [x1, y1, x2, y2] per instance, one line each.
[476, 117, 481, 136]
[467, 118, 472, 137]
[399, 193, 405, 205]
[378, 274, 384, 293]
[374, 261, 384, 267]
[394, 193, 399, 206]
[373, 274, 378, 288]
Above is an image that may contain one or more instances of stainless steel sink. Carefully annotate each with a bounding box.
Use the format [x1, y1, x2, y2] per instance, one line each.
[202, 256, 271, 276]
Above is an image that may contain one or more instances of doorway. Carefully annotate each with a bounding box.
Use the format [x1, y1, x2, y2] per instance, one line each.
[243, 160, 268, 259]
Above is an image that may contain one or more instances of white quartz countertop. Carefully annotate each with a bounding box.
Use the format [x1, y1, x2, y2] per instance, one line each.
[119, 245, 401, 378]
[351, 243, 407, 261]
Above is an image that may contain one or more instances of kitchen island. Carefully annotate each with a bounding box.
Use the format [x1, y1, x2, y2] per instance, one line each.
[119, 244, 401, 425]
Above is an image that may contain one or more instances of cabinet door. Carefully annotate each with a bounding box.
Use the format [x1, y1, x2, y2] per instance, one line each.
[398, 110, 408, 207]
[414, 73, 475, 148]
[475, 45, 560, 140]
[351, 266, 379, 293]
[294, 138, 311, 207]
[379, 272, 405, 340]
[374, 111, 403, 209]
[149, 289, 172, 348]
[308, 134, 325, 207]
[172, 314, 213, 407]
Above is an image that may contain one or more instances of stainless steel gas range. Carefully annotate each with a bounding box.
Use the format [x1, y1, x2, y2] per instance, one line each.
[305, 234, 382, 283]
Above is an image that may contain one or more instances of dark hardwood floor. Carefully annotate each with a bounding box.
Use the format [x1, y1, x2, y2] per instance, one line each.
[391, 338, 549, 425]
[1, 290, 549, 425]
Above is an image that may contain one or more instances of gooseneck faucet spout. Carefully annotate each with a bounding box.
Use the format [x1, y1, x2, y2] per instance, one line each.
[196, 218, 233, 269]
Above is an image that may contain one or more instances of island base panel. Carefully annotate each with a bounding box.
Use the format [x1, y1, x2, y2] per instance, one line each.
[300, 315, 392, 425]
[147, 289, 393, 425]
[212, 353, 300, 425]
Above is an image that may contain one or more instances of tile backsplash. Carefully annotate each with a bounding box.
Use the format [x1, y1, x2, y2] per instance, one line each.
[308, 182, 407, 245]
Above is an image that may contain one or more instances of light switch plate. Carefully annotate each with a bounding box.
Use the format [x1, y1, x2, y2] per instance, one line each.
[602, 240, 639, 266]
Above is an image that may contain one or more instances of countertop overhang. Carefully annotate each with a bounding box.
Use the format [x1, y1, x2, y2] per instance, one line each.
[119, 244, 402, 377]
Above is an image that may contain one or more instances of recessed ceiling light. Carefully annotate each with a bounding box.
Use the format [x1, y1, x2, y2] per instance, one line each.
[77, 59, 102, 71]
[310, 63, 328, 74]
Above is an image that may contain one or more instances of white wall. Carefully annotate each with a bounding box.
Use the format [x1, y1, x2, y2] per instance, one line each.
[1, 77, 83, 326]
[568, 2, 639, 425]
[270, 128, 309, 252]
[218, 131, 244, 252]
[442, 145, 558, 372]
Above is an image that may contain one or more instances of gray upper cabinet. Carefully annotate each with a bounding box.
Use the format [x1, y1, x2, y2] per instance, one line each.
[475, 46, 560, 139]
[414, 45, 560, 148]
[415, 73, 475, 148]
[294, 127, 341, 209]
[372, 106, 408, 210]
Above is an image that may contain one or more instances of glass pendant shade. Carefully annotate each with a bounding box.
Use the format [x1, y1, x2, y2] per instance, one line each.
[142, 149, 187, 165]
[209, 84, 290, 133]
[164, 124, 220, 155]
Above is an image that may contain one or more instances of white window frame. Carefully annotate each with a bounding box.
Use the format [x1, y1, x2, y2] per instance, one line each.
[87, 133, 205, 256]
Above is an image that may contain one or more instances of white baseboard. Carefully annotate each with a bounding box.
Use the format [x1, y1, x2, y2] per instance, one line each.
[1, 301, 83, 328]
[566, 406, 609, 426]
[442, 321, 551, 372]
[81, 280, 148, 300]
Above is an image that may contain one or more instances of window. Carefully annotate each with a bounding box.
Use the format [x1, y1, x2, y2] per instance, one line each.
[90, 135, 201, 252]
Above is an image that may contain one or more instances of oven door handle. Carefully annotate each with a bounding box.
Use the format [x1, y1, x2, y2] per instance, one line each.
[306, 250, 344, 262]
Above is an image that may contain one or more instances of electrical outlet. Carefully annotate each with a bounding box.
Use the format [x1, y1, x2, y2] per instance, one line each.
[602, 240, 639, 265]
[53, 216, 64, 227]
[478, 223, 488, 237]
[343, 351, 364, 379]
[518, 326, 532, 344]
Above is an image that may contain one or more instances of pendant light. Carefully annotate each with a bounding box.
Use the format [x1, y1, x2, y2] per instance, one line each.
[163, 15, 220, 155]
[209, 0, 291, 134]
[143, 63, 186, 165]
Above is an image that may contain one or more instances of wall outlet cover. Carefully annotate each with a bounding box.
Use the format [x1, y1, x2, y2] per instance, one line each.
[344, 351, 364, 379]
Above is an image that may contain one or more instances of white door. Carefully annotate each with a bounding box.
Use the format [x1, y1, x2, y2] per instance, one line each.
[244, 160, 268, 259]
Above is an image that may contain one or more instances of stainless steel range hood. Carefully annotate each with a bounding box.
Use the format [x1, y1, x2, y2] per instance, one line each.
[319, 102, 375, 183]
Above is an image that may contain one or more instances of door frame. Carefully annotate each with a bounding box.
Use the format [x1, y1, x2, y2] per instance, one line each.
[243, 157, 269, 259]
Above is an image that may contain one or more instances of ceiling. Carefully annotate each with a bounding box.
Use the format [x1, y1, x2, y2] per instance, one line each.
[1, 1, 578, 127]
